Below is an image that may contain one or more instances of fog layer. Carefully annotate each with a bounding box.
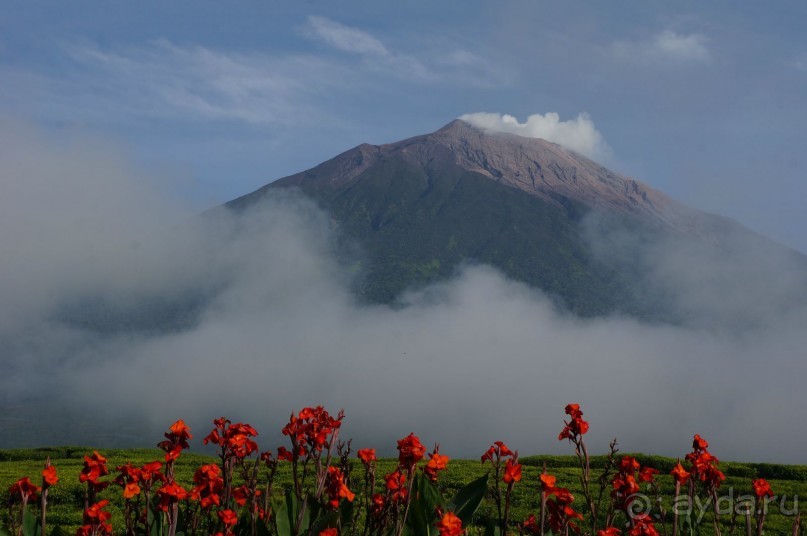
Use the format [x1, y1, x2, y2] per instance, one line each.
[2, 119, 805, 463]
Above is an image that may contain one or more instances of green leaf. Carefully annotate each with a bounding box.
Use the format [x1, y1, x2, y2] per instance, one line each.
[0, 527, 11, 536]
[483, 518, 501, 536]
[273, 491, 293, 536]
[447, 474, 488, 527]
[309, 511, 338, 535]
[148, 507, 166, 536]
[22, 506, 41, 536]
[404, 475, 445, 536]
[339, 498, 355, 530]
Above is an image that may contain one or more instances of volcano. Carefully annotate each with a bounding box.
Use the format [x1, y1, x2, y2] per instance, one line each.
[226, 119, 807, 322]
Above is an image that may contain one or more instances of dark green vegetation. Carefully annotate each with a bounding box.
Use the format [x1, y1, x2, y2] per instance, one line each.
[3, 448, 806, 534]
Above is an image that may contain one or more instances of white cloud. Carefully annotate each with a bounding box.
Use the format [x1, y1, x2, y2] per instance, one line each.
[610, 30, 711, 64]
[305, 16, 389, 57]
[60, 40, 343, 126]
[302, 16, 431, 81]
[459, 111, 610, 160]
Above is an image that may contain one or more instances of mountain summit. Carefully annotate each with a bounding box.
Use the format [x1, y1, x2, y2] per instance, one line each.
[227, 120, 806, 322]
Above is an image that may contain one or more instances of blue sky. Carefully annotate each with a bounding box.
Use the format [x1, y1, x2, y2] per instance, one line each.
[3, 0, 807, 251]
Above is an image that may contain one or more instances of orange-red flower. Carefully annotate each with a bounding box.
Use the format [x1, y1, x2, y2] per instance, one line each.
[670, 462, 690, 485]
[619, 456, 640, 475]
[558, 404, 589, 441]
[540, 474, 557, 492]
[42, 465, 58, 487]
[218, 509, 238, 527]
[78, 500, 113, 536]
[598, 528, 622, 536]
[397, 433, 426, 468]
[84, 500, 113, 523]
[358, 448, 377, 467]
[424, 447, 449, 482]
[155, 481, 188, 512]
[522, 514, 540, 535]
[80, 451, 110, 492]
[481, 441, 514, 463]
[638, 467, 659, 483]
[325, 466, 355, 509]
[753, 478, 774, 499]
[628, 515, 660, 536]
[435, 511, 463, 536]
[503, 458, 522, 484]
[204, 418, 259, 460]
[371, 493, 386, 518]
[319, 529, 338, 536]
[123, 482, 141, 499]
[190, 464, 224, 511]
[385, 469, 408, 503]
[158, 420, 193, 463]
[282, 406, 344, 457]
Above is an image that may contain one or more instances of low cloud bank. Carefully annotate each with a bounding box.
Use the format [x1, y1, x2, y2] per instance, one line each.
[1, 119, 806, 463]
[459, 112, 610, 161]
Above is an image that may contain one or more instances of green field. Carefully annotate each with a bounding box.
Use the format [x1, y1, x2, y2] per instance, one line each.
[2, 448, 806, 535]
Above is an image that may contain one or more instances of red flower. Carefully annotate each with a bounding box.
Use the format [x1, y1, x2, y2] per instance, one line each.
[385, 469, 408, 503]
[481, 441, 514, 463]
[190, 464, 224, 511]
[218, 509, 238, 527]
[325, 466, 355, 509]
[435, 511, 463, 536]
[277, 446, 294, 462]
[158, 420, 192, 462]
[692, 434, 709, 451]
[8, 477, 40, 504]
[558, 404, 589, 441]
[42, 465, 58, 487]
[424, 447, 450, 482]
[141, 461, 163, 480]
[539, 474, 557, 492]
[565, 404, 583, 419]
[123, 483, 141, 499]
[155, 481, 188, 512]
[753, 478, 774, 499]
[619, 456, 640, 475]
[282, 406, 344, 456]
[629, 515, 660, 536]
[84, 500, 112, 523]
[522, 514, 540, 535]
[78, 500, 113, 536]
[319, 529, 338, 536]
[371, 493, 385, 518]
[397, 433, 426, 468]
[80, 451, 110, 492]
[670, 462, 690, 485]
[638, 467, 659, 484]
[598, 528, 622, 536]
[503, 459, 522, 484]
[358, 448, 377, 467]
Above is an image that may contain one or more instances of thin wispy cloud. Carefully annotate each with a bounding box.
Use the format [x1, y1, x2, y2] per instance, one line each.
[609, 30, 712, 64]
[305, 16, 390, 57]
[302, 16, 432, 81]
[62, 40, 343, 126]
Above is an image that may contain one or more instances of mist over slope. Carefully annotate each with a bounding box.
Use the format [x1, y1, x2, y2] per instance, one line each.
[2, 119, 807, 462]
